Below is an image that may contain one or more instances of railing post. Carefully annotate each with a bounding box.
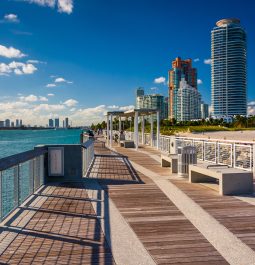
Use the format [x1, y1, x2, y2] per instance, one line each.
[253, 144, 255, 175]
[150, 115, 153, 147]
[0, 171, 2, 221]
[233, 143, 236, 168]
[156, 111, 160, 150]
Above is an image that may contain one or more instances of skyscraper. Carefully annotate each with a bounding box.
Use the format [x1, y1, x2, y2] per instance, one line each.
[136, 93, 167, 120]
[54, 118, 59, 128]
[16, 119, 19, 127]
[201, 102, 209, 119]
[5, 119, 10, 127]
[168, 57, 197, 120]
[176, 79, 201, 121]
[49, 119, 54, 128]
[211, 18, 247, 117]
[65, 117, 69, 128]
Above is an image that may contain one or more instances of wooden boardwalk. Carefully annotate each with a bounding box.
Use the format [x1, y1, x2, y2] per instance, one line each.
[1, 138, 255, 264]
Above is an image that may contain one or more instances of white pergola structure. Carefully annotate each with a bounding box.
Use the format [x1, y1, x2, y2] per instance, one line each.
[106, 108, 160, 150]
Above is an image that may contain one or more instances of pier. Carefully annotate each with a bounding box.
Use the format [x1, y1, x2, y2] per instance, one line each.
[0, 136, 255, 264]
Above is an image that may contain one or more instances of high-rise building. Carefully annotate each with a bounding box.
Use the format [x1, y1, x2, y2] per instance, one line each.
[136, 93, 167, 120]
[168, 57, 197, 120]
[49, 119, 54, 128]
[163, 97, 169, 120]
[11, 121, 14, 127]
[0, 121, 4, 127]
[55, 118, 59, 128]
[16, 119, 19, 127]
[20, 119, 22, 126]
[5, 119, 10, 127]
[211, 18, 247, 117]
[201, 102, 209, 119]
[65, 117, 69, 128]
[176, 79, 201, 121]
[136, 87, 145, 97]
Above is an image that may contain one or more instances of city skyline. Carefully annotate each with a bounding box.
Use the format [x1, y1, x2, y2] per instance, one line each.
[0, 0, 254, 125]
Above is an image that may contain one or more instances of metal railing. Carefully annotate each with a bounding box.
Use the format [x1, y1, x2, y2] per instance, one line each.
[160, 136, 254, 171]
[0, 147, 47, 222]
[106, 130, 255, 172]
[81, 139, 94, 176]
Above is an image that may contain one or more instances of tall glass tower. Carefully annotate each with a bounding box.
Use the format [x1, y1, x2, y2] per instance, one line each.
[211, 18, 247, 117]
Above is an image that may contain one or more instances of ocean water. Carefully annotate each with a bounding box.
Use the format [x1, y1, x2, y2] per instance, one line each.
[0, 129, 82, 159]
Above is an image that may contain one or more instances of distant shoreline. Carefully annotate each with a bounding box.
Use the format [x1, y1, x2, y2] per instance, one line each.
[0, 127, 82, 131]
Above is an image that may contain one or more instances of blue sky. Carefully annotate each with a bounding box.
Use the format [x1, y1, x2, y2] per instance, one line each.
[0, 0, 254, 125]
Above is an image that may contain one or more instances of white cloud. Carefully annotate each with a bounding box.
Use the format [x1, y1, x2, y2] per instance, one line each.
[0, 97, 136, 126]
[27, 59, 46, 64]
[39, 96, 48, 102]
[54, 77, 73, 84]
[25, 0, 55, 8]
[107, 105, 119, 109]
[46, 83, 56, 88]
[3, 14, 19, 23]
[58, 0, 73, 14]
[0, 61, 37, 76]
[19, 94, 48, 102]
[24, 0, 73, 14]
[194, 58, 200, 62]
[14, 69, 23, 75]
[204, 58, 212, 65]
[197, 79, 203, 85]
[150, 87, 158, 91]
[0, 63, 12, 75]
[119, 105, 134, 111]
[63, 99, 78, 107]
[47, 93, 54, 96]
[154, 76, 166, 84]
[247, 101, 255, 115]
[22, 63, 37, 74]
[0, 45, 26, 58]
[20, 94, 38, 102]
[55, 77, 66, 83]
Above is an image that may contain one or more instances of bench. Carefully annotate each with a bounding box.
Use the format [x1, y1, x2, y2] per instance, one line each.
[161, 154, 178, 173]
[189, 162, 253, 195]
[120, 140, 135, 148]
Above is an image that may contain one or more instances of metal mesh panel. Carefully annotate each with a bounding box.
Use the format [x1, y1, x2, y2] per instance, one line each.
[19, 161, 31, 202]
[218, 143, 232, 166]
[234, 144, 252, 170]
[194, 141, 204, 160]
[1, 167, 17, 218]
[183, 140, 193, 146]
[176, 139, 184, 149]
[204, 142, 216, 163]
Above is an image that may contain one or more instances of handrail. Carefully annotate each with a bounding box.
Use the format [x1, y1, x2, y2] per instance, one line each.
[81, 139, 94, 149]
[0, 147, 47, 171]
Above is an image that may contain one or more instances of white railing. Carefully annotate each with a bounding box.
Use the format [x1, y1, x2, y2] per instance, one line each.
[106, 130, 254, 172]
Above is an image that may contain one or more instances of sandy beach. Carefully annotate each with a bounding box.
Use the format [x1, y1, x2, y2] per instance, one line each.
[177, 130, 255, 142]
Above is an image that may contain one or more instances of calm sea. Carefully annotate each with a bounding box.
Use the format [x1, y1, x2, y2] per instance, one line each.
[0, 129, 82, 159]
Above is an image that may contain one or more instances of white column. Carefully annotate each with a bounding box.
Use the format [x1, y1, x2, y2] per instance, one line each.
[134, 111, 139, 150]
[119, 116, 121, 132]
[110, 114, 113, 148]
[156, 111, 160, 150]
[106, 114, 109, 146]
[150, 115, 153, 147]
[141, 116, 145, 145]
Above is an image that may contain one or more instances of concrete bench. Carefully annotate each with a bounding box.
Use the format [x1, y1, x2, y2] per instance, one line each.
[161, 154, 178, 173]
[120, 140, 135, 148]
[189, 163, 253, 195]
